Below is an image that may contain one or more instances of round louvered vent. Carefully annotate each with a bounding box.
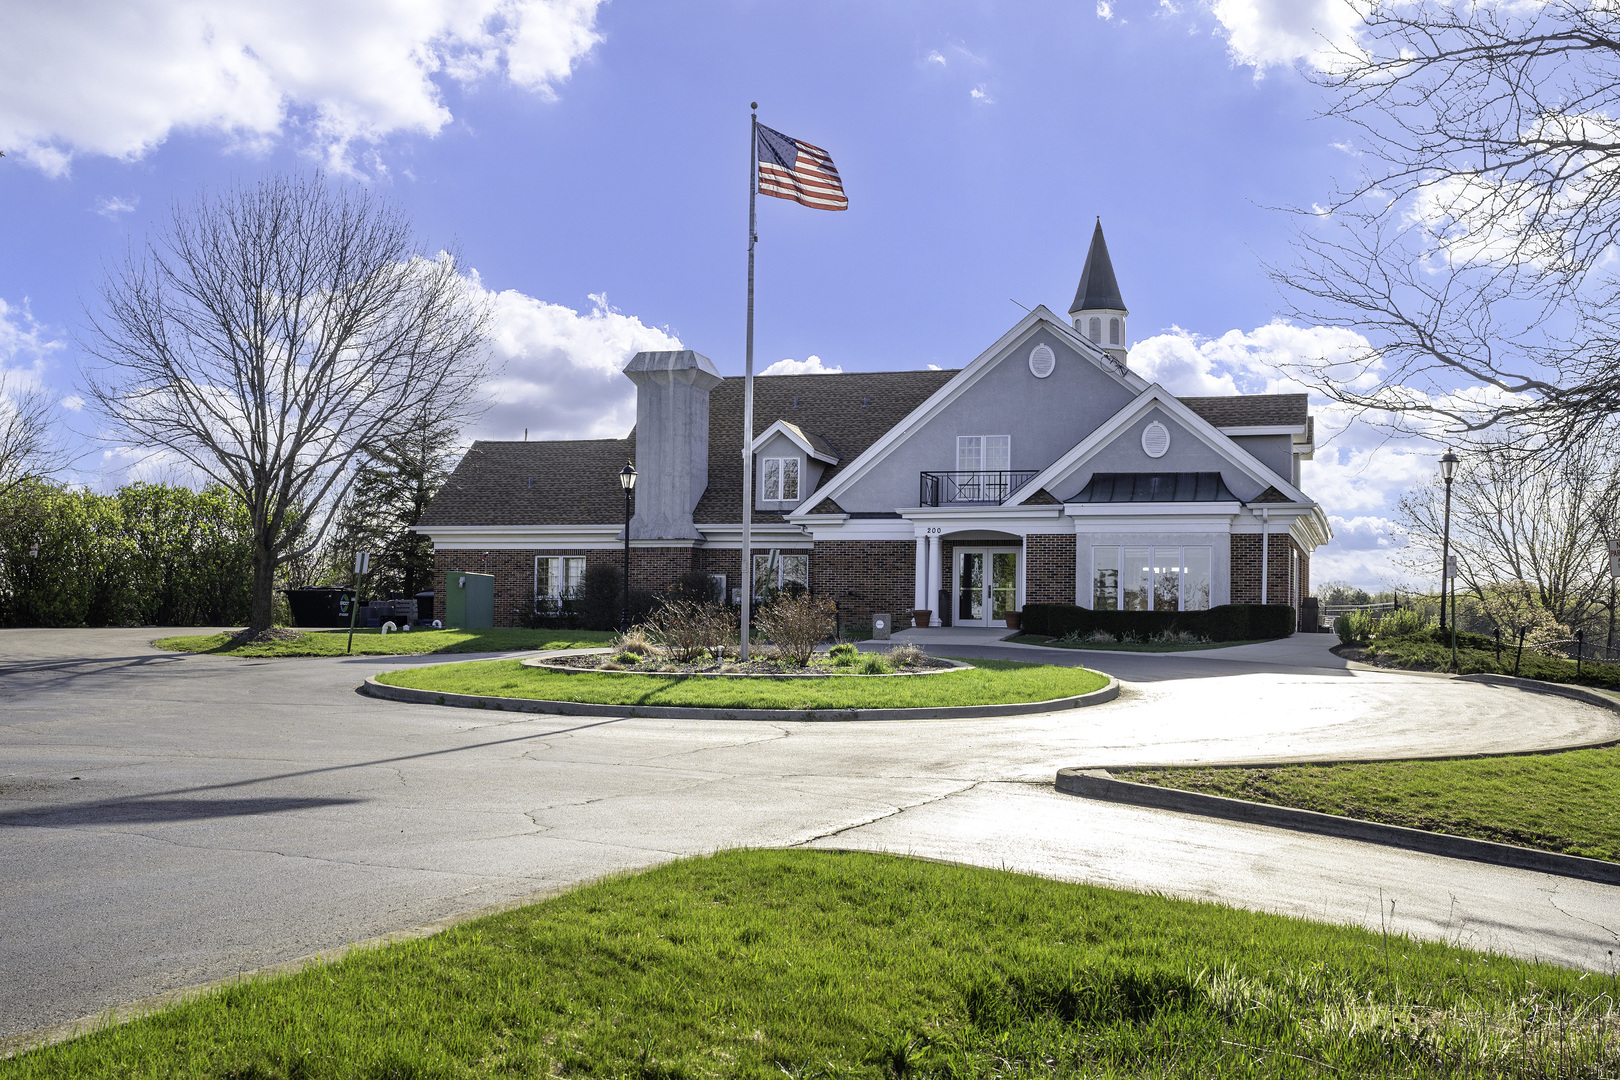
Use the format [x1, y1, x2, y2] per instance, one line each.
[1028, 343, 1055, 378]
[1141, 421, 1170, 458]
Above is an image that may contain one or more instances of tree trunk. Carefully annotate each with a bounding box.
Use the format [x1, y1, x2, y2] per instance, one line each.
[249, 538, 277, 631]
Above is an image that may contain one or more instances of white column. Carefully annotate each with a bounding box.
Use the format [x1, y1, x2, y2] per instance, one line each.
[914, 536, 928, 611]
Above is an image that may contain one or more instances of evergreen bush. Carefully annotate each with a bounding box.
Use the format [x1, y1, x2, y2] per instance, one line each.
[1022, 603, 1295, 642]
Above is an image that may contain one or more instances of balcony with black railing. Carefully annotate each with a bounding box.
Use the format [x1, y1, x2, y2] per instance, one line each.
[919, 470, 1039, 506]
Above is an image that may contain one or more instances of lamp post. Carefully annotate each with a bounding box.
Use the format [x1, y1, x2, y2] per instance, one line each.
[1438, 450, 1459, 632]
[619, 462, 637, 632]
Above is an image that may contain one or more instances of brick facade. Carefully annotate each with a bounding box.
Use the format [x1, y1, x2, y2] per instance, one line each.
[1229, 532, 1311, 628]
[812, 540, 918, 632]
[1024, 534, 1077, 605]
[433, 546, 697, 628]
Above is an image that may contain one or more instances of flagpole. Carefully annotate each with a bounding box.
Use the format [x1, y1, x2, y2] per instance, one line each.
[739, 102, 758, 661]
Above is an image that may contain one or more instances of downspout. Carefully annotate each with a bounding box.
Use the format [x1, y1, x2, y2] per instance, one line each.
[1259, 506, 1269, 605]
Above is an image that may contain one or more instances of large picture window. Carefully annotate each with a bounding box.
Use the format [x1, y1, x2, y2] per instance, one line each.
[761, 456, 801, 501]
[535, 556, 586, 604]
[1092, 546, 1212, 611]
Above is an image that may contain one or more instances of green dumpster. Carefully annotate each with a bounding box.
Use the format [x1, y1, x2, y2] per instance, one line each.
[445, 572, 494, 629]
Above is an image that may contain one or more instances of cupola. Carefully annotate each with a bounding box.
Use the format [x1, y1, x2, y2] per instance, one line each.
[1069, 218, 1129, 366]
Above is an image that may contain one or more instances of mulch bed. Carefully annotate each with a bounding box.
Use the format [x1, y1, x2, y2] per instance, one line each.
[541, 653, 956, 678]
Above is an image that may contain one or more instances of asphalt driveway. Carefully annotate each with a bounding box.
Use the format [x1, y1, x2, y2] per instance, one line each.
[3, 627, 1618, 1042]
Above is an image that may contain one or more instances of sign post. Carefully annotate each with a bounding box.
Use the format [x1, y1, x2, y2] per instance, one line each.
[346, 551, 371, 655]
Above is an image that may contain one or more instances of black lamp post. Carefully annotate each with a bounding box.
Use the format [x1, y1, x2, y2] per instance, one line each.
[619, 462, 637, 632]
[1439, 449, 1460, 649]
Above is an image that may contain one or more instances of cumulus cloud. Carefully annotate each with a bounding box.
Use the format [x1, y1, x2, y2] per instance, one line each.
[761, 355, 842, 376]
[1207, 0, 1365, 70]
[93, 195, 139, 219]
[0, 0, 604, 175]
[470, 290, 680, 443]
[0, 298, 61, 391]
[1097, 1, 1115, 19]
[970, 85, 993, 103]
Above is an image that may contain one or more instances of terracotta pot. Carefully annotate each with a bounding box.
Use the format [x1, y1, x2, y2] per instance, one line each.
[912, 609, 932, 628]
[1004, 611, 1022, 631]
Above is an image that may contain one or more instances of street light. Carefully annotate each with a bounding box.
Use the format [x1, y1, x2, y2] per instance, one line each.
[1439, 449, 1460, 665]
[618, 462, 637, 632]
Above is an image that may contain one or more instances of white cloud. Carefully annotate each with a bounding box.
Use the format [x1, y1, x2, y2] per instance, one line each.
[0, 0, 604, 175]
[925, 50, 946, 65]
[471, 289, 680, 442]
[93, 195, 138, 219]
[1207, 0, 1364, 70]
[761, 355, 842, 376]
[970, 85, 992, 103]
[0, 298, 61, 391]
[60, 394, 85, 412]
[1096, 1, 1115, 19]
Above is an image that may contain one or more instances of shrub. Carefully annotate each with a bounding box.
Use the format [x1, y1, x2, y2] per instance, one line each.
[666, 569, 722, 606]
[645, 601, 736, 663]
[828, 642, 860, 667]
[1335, 609, 1373, 645]
[858, 652, 890, 674]
[614, 627, 657, 655]
[1376, 607, 1429, 637]
[755, 593, 837, 666]
[886, 643, 927, 668]
[1022, 603, 1294, 642]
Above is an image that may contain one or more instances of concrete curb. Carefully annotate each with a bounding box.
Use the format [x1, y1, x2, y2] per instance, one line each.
[361, 673, 1120, 722]
[1456, 671, 1620, 713]
[1055, 768, 1620, 887]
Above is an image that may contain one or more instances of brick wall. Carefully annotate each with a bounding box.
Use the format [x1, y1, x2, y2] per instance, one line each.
[1229, 533, 1309, 622]
[812, 540, 918, 632]
[1025, 534, 1076, 605]
[433, 546, 696, 627]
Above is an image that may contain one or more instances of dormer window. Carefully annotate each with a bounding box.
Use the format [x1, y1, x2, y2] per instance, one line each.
[762, 456, 801, 501]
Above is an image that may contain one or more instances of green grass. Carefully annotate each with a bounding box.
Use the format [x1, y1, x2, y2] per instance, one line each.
[1007, 634, 1273, 652]
[154, 627, 618, 657]
[374, 656, 1109, 709]
[7, 850, 1617, 1079]
[1118, 745, 1620, 862]
[1351, 627, 1620, 690]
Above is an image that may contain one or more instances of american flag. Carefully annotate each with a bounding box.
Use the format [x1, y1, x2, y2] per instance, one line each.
[756, 124, 847, 211]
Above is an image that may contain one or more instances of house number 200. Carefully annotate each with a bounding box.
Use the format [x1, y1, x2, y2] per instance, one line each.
[924, 527, 943, 535]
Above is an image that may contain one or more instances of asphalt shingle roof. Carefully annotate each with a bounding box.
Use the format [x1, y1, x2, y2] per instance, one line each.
[1177, 393, 1308, 428]
[419, 436, 636, 527]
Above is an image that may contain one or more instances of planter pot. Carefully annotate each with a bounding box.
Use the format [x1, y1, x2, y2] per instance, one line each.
[1004, 611, 1022, 631]
[912, 609, 932, 628]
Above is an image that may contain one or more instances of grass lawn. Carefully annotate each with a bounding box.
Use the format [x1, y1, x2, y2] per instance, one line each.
[1118, 745, 1620, 863]
[1007, 634, 1274, 653]
[7, 850, 1616, 1079]
[154, 627, 618, 657]
[374, 656, 1109, 709]
[1349, 627, 1620, 691]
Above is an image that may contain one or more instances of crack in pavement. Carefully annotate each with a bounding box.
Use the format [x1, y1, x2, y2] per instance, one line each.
[791, 780, 983, 846]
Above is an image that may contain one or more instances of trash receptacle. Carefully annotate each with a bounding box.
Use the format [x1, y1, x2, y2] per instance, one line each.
[871, 613, 891, 641]
[283, 587, 356, 628]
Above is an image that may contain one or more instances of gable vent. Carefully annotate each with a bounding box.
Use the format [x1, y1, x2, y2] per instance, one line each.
[1028, 343, 1055, 379]
[1141, 421, 1170, 458]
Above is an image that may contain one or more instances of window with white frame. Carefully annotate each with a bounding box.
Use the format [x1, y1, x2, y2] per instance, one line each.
[753, 550, 809, 595]
[956, 435, 1011, 502]
[761, 456, 801, 502]
[1092, 546, 1211, 611]
[535, 556, 586, 606]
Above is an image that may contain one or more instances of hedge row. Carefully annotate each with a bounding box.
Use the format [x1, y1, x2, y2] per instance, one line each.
[1021, 603, 1296, 642]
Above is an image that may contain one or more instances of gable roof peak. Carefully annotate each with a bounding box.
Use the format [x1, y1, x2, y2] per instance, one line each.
[1069, 217, 1127, 316]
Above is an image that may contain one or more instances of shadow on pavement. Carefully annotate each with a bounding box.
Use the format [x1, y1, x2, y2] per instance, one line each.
[0, 796, 364, 828]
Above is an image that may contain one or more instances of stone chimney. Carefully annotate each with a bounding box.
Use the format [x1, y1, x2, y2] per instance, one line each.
[623, 350, 723, 539]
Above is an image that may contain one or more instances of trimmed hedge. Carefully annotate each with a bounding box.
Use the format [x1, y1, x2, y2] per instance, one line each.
[1021, 603, 1295, 642]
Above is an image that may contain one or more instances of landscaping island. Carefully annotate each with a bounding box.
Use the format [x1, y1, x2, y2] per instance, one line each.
[154, 627, 617, 658]
[1118, 744, 1620, 864]
[6, 850, 1615, 1078]
[372, 656, 1110, 711]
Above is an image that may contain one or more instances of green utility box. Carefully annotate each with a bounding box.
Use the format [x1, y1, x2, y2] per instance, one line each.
[445, 572, 495, 629]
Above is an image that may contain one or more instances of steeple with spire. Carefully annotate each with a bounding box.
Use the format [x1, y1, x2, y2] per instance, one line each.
[1069, 218, 1129, 366]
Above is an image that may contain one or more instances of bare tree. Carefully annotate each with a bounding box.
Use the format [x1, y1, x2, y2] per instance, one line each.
[0, 371, 62, 504]
[85, 173, 490, 633]
[1276, 0, 1620, 447]
[1395, 440, 1620, 631]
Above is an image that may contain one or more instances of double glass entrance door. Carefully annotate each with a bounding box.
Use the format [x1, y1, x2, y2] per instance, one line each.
[956, 549, 1018, 625]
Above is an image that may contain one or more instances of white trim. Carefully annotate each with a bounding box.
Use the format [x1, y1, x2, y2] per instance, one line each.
[759, 455, 803, 502]
[1218, 424, 1308, 437]
[1008, 384, 1314, 507]
[790, 307, 1147, 519]
[751, 419, 838, 464]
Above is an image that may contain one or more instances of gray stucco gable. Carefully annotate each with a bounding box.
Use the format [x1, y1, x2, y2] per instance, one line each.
[1047, 407, 1268, 503]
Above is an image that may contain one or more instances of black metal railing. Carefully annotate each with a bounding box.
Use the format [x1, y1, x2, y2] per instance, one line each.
[919, 470, 1039, 506]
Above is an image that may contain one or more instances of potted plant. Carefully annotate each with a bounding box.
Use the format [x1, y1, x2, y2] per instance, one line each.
[1003, 610, 1021, 631]
[912, 609, 932, 628]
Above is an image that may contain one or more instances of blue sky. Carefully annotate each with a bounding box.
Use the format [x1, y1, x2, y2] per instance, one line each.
[0, 0, 1435, 589]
